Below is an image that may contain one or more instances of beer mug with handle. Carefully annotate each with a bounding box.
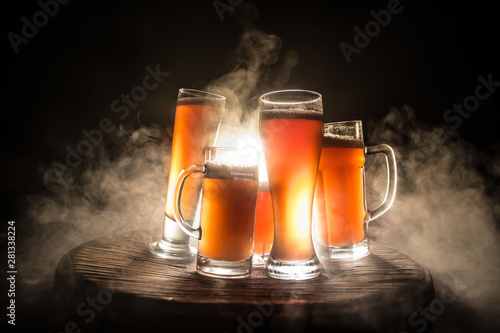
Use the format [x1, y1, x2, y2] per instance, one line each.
[174, 147, 259, 278]
[313, 120, 397, 260]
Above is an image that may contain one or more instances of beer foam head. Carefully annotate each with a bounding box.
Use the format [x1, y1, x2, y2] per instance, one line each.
[205, 148, 259, 180]
[323, 133, 364, 148]
[260, 108, 323, 121]
[323, 121, 363, 143]
[208, 148, 259, 168]
[177, 96, 225, 108]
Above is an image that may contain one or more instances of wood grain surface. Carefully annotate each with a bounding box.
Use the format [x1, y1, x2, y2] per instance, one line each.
[55, 230, 434, 332]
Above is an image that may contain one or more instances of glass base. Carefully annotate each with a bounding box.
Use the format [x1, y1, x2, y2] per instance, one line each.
[252, 253, 270, 267]
[149, 238, 195, 261]
[149, 215, 197, 261]
[265, 254, 322, 280]
[197, 255, 252, 279]
[318, 239, 370, 261]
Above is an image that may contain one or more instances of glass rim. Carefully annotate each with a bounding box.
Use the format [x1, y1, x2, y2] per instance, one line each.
[259, 89, 322, 105]
[179, 88, 226, 101]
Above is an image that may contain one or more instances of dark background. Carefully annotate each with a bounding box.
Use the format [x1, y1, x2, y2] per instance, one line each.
[3, 0, 500, 209]
[2, 0, 500, 332]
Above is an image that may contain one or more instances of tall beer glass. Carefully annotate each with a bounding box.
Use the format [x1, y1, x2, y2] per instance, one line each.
[259, 90, 323, 280]
[313, 121, 397, 260]
[149, 89, 225, 260]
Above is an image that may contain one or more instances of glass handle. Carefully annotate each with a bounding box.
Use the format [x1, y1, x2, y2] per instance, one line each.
[173, 164, 206, 240]
[365, 144, 397, 222]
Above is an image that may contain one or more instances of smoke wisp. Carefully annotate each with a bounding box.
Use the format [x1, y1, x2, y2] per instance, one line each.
[17, 19, 500, 331]
[208, 29, 299, 143]
[20, 28, 298, 302]
[21, 125, 168, 298]
[365, 105, 500, 313]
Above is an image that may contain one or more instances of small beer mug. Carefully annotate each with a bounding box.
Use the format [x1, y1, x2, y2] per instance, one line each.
[313, 121, 397, 260]
[174, 147, 259, 278]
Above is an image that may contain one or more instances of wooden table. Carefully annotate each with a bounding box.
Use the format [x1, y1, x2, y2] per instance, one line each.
[55, 230, 434, 332]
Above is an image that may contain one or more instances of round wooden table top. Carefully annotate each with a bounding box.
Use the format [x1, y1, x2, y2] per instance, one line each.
[55, 230, 434, 332]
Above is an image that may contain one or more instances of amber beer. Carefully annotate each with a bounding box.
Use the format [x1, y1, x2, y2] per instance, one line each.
[174, 147, 259, 278]
[150, 89, 225, 261]
[313, 120, 397, 261]
[165, 97, 224, 221]
[198, 163, 258, 261]
[253, 183, 274, 259]
[260, 110, 323, 262]
[314, 136, 366, 247]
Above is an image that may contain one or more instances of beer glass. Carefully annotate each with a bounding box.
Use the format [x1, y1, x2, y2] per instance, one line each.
[174, 147, 259, 278]
[149, 89, 225, 260]
[313, 121, 397, 260]
[252, 156, 274, 267]
[259, 90, 323, 280]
